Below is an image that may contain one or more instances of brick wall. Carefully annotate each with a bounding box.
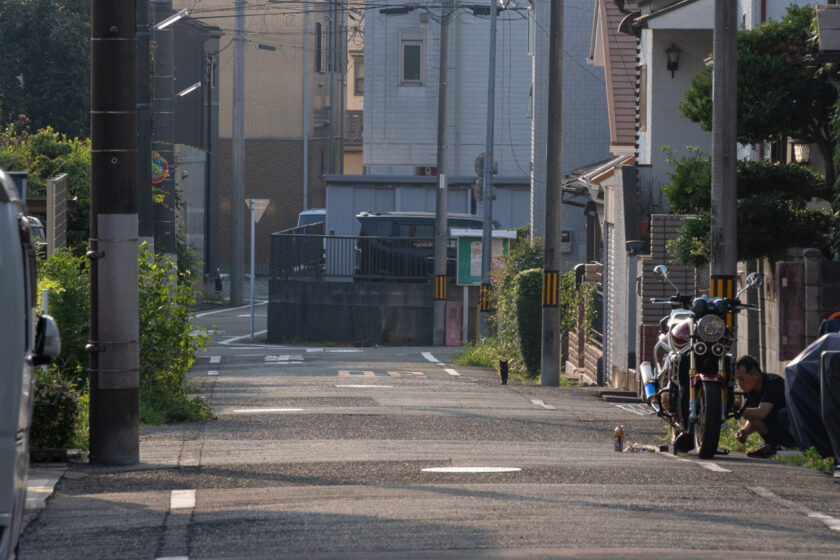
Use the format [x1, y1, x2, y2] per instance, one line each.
[217, 137, 328, 270]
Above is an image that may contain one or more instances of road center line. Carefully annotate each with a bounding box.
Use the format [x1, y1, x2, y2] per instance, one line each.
[750, 486, 840, 532]
[422, 352, 439, 363]
[530, 399, 556, 410]
[208, 355, 221, 364]
[170, 490, 195, 509]
[336, 384, 393, 388]
[207, 370, 218, 376]
[444, 368, 460, 376]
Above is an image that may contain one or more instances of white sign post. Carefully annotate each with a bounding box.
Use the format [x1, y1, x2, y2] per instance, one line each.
[246, 199, 270, 342]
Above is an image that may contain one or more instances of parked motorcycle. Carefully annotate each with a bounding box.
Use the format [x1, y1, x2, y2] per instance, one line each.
[640, 265, 762, 459]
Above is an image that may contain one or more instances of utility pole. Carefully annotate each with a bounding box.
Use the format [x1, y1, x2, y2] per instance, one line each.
[303, 0, 310, 210]
[231, 0, 246, 306]
[710, 0, 737, 304]
[136, 0, 154, 249]
[480, 0, 498, 337]
[89, 0, 139, 465]
[433, 0, 453, 346]
[540, 0, 564, 387]
[329, 0, 336, 174]
[152, 0, 177, 260]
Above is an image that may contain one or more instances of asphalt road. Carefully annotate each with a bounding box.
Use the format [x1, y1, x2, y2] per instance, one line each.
[18, 301, 840, 559]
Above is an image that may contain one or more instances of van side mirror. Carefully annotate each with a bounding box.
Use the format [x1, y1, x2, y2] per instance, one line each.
[33, 315, 61, 366]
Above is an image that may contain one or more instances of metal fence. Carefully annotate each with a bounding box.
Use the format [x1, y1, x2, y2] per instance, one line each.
[271, 233, 449, 282]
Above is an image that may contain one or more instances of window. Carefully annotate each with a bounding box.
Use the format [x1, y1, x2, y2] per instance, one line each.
[399, 29, 424, 85]
[315, 22, 328, 73]
[353, 55, 364, 96]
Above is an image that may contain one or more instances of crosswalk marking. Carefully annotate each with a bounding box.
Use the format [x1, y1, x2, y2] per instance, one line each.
[265, 355, 303, 364]
[615, 403, 655, 416]
[170, 490, 195, 509]
[209, 355, 221, 364]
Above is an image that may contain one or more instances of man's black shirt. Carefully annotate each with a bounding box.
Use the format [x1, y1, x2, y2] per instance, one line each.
[745, 372, 794, 447]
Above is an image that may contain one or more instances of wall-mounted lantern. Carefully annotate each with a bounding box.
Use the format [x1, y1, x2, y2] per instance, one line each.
[792, 140, 811, 164]
[666, 44, 682, 79]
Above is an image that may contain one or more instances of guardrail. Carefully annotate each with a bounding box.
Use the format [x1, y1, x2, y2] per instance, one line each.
[270, 233, 450, 282]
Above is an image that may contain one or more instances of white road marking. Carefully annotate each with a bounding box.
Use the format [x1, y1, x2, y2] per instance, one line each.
[156, 557, 189, 560]
[750, 486, 840, 532]
[444, 368, 461, 376]
[209, 355, 221, 364]
[195, 301, 267, 318]
[660, 451, 731, 473]
[219, 330, 268, 345]
[207, 370, 219, 376]
[530, 399, 556, 410]
[422, 467, 522, 473]
[422, 352, 439, 363]
[336, 384, 393, 388]
[325, 348, 364, 353]
[170, 490, 195, 509]
[232, 408, 304, 414]
[615, 403, 656, 416]
[265, 355, 304, 362]
[237, 313, 267, 318]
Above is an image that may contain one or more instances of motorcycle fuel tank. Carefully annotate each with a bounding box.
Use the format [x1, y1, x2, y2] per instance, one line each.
[669, 319, 691, 350]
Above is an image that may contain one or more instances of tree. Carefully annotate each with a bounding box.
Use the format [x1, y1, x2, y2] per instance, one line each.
[663, 148, 834, 266]
[680, 5, 838, 188]
[0, 0, 90, 138]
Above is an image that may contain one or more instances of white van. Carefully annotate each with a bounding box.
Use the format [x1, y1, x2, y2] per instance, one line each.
[0, 169, 60, 559]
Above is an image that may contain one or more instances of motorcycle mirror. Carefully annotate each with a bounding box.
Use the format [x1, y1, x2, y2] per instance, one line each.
[653, 265, 669, 280]
[747, 272, 763, 288]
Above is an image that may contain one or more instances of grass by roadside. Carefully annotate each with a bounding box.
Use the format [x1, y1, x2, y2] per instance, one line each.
[701, 419, 835, 473]
[451, 338, 580, 386]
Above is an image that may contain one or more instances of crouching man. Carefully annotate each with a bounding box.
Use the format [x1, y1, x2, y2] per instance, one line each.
[734, 355, 798, 458]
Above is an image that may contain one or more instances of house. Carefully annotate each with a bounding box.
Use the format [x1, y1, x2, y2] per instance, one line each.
[174, 0, 342, 268]
[582, 0, 812, 387]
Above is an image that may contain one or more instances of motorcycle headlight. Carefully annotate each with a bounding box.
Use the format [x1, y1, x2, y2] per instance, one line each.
[696, 314, 725, 342]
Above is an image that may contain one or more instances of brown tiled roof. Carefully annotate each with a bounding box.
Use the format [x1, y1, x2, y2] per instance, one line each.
[601, 0, 638, 148]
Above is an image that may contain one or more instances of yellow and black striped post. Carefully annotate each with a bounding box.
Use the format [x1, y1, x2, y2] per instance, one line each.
[710, 275, 735, 326]
[542, 270, 559, 307]
[480, 283, 493, 312]
[434, 274, 447, 301]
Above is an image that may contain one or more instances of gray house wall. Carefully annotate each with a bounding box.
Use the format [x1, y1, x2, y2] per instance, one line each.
[363, 5, 532, 176]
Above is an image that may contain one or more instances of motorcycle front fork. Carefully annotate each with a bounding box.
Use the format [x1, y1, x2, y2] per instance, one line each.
[688, 355, 728, 425]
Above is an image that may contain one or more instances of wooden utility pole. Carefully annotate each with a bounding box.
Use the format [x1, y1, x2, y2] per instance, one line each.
[540, 0, 564, 387]
[89, 0, 139, 465]
[710, 0, 737, 303]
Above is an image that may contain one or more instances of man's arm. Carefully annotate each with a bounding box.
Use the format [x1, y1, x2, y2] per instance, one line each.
[741, 401, 774, 422]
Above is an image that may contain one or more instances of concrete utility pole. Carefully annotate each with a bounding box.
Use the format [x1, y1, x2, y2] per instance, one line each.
[89, 0, 139, 465]
[540, 0, 564, 387]
[231, 0, 246, 306]
[152, 0, 177, 259]
[480, 0, 498, 337]
[136, 0, 154, 249]
[710, 0, 737, 303]
[433, 0, 453, 346]
[303, 0, 310, 210]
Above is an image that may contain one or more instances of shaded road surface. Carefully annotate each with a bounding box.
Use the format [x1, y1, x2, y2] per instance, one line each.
[19, 303, 840, 559]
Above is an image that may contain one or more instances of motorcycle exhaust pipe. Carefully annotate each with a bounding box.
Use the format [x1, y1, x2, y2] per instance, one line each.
[640, 361, 656, 404]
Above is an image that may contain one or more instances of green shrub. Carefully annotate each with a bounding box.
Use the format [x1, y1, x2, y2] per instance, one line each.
[38, 249, 89, 389]
[138, 243, 213, 423]
[30, 373, 80, 449]
[513, 269, 542, 377]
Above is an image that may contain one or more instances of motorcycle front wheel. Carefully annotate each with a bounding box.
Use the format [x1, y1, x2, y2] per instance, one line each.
[694, 381, 722, 459]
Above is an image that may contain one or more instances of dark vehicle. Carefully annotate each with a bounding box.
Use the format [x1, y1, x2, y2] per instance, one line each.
[354, 211, 487, 280]
[1, 169, 61, 559]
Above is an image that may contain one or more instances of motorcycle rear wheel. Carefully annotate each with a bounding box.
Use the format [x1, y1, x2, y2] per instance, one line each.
[694, 381, 722, 459]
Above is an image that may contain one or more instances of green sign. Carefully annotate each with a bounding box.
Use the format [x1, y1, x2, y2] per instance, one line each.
[455, 233, 512, 286]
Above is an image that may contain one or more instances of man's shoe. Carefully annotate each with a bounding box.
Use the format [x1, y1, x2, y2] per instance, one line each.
[747, 444, 778, 459]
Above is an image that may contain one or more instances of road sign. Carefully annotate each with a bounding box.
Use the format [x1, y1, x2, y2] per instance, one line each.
[245, 198, 270, 223]
[151, 156, 168, 184]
